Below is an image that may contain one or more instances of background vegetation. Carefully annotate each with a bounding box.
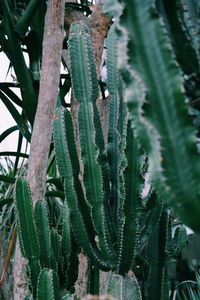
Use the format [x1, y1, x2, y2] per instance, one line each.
[0, 0, 200, 299]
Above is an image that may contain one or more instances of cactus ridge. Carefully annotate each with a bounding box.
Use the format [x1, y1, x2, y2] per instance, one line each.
[53, 107, 113, 269]
[156, 0, 199, 75]
[147, 209, 170, 300]
[63, 108, 96, 240]
[64, 179, 113, 270]
[172, 226, 187, 258]
[37, 268, 60, 300]
[62, 200, 71, 256]
[34, 200, 52, 269]
[50, 229, 61, 271]
[14, 177, 40, 260]
[85, 31, 111, 200]
[117, 0, 200, 232]
[178, 0, 200, 65]
[117, 121, 143, 274]
[106, 24, 122, 228]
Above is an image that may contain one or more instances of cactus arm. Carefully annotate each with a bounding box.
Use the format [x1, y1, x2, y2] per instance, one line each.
[147, 209, 170, 300]
[117, 0, 200, 231]
[64, 176, 113, 270]
[106, 24, 121, 225]
[68, 22, 115, 261]
[14, 177, 40, 260]
[53, 107, 113, 270]
[117, 121, 142, 274]
[177, 0, 200, 65]
[63, 108, 95, 240]
[172, 226, 187, 258]
[34, 200, 52, 268]
[50, 229, 61, 265]
[37, 268, 60, 300]
[14, 177, 41, 294]
[85, 32, 111, 200]
[62, 200, 71, 257]
[28, 259, 42, 296]
[156, 0, 199, 74]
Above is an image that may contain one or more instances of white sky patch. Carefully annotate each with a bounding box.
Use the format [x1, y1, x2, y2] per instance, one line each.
[0, 53, 29, 166]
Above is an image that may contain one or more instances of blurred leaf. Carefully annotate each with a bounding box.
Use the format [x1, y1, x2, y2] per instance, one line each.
[0, 84, 22, 107]
[0, 125, 19, 143]
[0, 152, 28, 158]
[0, 90, 31, 142]
[1, 0, 37, 125]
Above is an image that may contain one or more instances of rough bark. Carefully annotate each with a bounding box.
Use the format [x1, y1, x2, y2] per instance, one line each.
[13, 1, 65, 299]
[27, 0, 65, 204]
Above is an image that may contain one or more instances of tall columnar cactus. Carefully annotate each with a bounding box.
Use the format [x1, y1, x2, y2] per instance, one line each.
[53, 107, 114, 270]
[13, 1, 196, 297]
[53, 20, 171, 284]
[14, 176, 76, 298]
[68, 22, 116, 262]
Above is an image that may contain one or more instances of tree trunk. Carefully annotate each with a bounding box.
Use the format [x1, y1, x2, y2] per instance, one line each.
[13, 1, 65, 298]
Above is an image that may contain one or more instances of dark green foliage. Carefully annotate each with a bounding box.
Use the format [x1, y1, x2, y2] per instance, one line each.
[104, 0, 200, 232]
[9, 0, 200, 298]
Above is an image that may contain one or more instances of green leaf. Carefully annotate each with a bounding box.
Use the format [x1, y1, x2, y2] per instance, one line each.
[0, 175, 15, 184]
[0, 91, 31, 142]
[1, 0, 37, 125]
[0, 152, 29, 158]
[62, 200, 71, 256]
[15, 0, 43, 37]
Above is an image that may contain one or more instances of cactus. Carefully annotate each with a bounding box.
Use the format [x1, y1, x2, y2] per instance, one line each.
[14, 177, 41, 294]
[117, 121, 143, 275]
[171, 226, 187, 258]
[146, 209, 170, 300]
[12, 1, 197, 297]
[34, 200, 53, 269]
[104, 0, 200, 232]
[156, 0, 200, 75]
[107, 272, 142, 300]
[68, 22, 115, 262]
[53, 106, 113, 270]
[37, 268, 60, 300]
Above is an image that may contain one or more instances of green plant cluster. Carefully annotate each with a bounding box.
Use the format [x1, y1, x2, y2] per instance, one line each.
[1, 0, 200, 299]
[15, 18, 188, 299]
